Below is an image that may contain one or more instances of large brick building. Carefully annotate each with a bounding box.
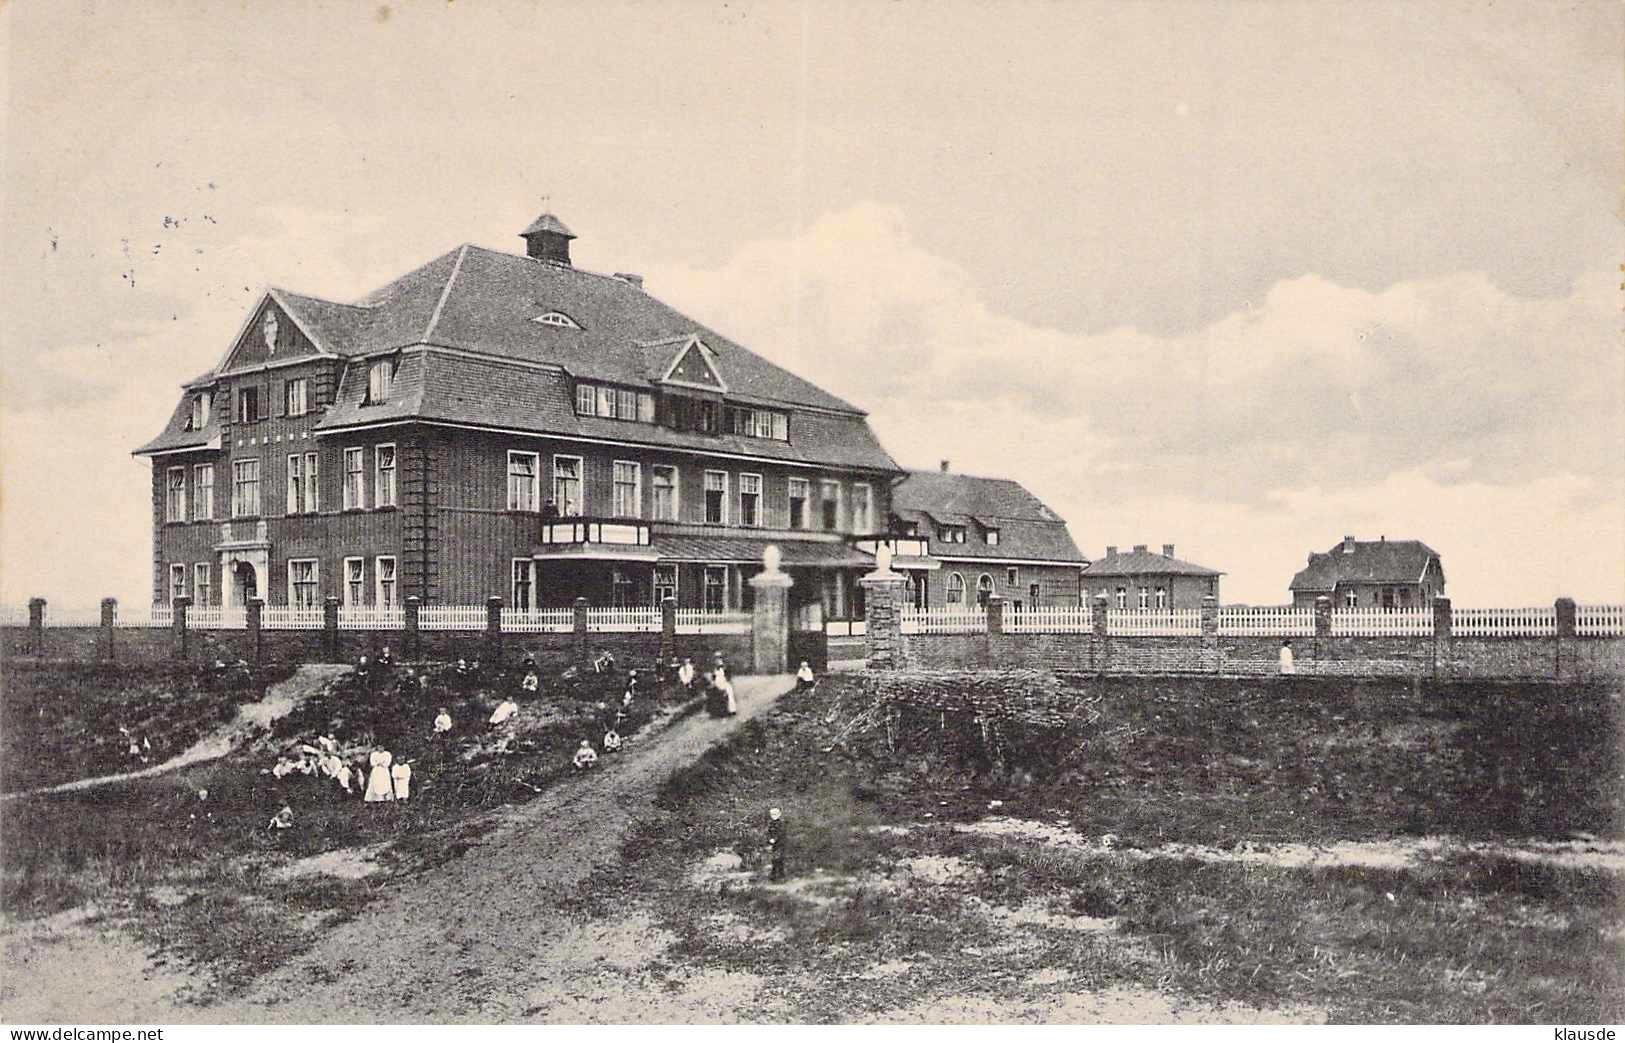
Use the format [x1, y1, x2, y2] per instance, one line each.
[888, 464, 1087, 610]
[134, 212, 905, 621]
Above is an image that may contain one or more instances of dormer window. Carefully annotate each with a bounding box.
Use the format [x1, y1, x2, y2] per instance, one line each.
[937, 524, 966, 544]
[532, 311, 581, 329]
[188, 391, 212, 431]
[576, 381, 655, 422]
[985, 527, 1000, 546]
[365, 358, 396, 405]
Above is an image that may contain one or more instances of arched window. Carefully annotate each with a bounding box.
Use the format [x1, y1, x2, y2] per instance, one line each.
[977, 573, 994, 607]
[946, 572, 966, 606]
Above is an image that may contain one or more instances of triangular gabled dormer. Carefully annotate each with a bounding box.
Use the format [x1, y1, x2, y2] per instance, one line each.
[657, 334, 727, 393]
[212, 291, 337, 374]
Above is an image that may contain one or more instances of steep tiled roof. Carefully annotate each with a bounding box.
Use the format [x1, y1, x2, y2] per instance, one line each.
[1083, 548, 1223, 578]
[892, 471, 1085, 563]
[135, 394, 220, 455]
[1289, 539, 1440, 591]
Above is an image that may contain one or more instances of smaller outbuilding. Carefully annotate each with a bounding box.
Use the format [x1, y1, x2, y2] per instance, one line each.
[1289, 535, 1444, 609]
[1082, 544, 1222, 610]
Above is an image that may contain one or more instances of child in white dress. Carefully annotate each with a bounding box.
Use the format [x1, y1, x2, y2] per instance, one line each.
[391, 761, 412, 801]
[364, 749, 395, 802]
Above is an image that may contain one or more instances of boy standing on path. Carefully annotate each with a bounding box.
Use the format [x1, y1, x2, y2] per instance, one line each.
[766, 807, 786, 882]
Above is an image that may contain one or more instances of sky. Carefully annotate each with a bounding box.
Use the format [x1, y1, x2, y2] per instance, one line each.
[1, 0, 1621, 610]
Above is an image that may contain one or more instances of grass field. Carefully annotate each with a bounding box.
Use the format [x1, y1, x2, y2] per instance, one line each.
[0, 659, 697, 995]
[577, 673, 1624, 1023]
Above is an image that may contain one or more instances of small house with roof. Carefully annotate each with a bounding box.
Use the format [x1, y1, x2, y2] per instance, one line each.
[1081, 544, 1223, 610]
[888, 463, 1087, 610]
[1289, 535, 1444, 609]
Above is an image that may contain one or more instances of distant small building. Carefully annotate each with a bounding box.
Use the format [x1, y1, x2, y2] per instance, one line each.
[1082, 544, 1222, 610]
[889, 463, 1087, 610]
[1289, 535, 1444, 609]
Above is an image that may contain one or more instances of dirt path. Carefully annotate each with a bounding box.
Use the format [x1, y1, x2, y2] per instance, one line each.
[2, 664, 349, 801]
[150, 673, 794, 1023]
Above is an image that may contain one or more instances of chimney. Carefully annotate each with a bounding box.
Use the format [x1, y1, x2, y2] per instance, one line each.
[1162, 544, 1175, 558]
[1105, 545, 1117, 557]
[519, 211, 576, 265]
[939, 460, 950, 473]
[613, 272, 644, 289]
[1133, 544, 1147, 553]
[1342, 535, 1357, 554]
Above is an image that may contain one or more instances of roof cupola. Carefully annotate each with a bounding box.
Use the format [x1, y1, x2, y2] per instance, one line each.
[520, 211, 575, 265]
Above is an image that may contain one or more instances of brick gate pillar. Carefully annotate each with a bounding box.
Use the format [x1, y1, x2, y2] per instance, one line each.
[101, 597, 118, 661]
[659, 597, 677, 664]
[572, 597, 590, 666]
[486, 596, 505, 667]
[1431, 595, 1452, 679]
[323, 597, 341, 661]
[1554, 597, 1576, 680]
[1091, 594, 1109, 673]
[858, 545, 909, 672]
[247, 597, 265, 665]
[404, 596, 421, 661]
[28, 597, 46, 655]
[171, 596, 191, 662]
[1314, 596, 1333, 639]
[749, 546, 794, 675]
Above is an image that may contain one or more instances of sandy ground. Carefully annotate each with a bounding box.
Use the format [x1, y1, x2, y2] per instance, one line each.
[0, 674, 797, 1024]
[2, 664, 350, 801]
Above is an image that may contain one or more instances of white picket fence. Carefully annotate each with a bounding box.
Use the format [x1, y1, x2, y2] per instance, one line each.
[501, 607, 575, 633]
[261, 606, 324, 630]
[901, 607, 987, 635]
[1329, 607, 1434, 637]
[1004, 606, 1092, 634]
[115, 604, 173, 628]
[1107, 608, 1202, 636]
[1217, 606, 1316, 637]
[675, 609, 751, 634]
[1577, 603, 1625, 637]
[587, 606, 662, 633]
[824, 619, 868, 637]
[190, 605, 247, 630]
[419, 605, 486, 630]
[337, 605, 405, 630]
[1452, 606, 1556, 637]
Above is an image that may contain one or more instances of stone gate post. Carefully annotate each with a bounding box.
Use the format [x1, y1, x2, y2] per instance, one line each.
[859, 545, 909, 672]
[749, 546, 793, 675]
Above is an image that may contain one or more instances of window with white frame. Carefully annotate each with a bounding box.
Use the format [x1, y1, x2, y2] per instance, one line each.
[986, 527, 1000, 546]
[375, 556, 397, 607]
[820, 480, 842, 530]
[169, 564, 186, 603]
[977, 574, 994, 607]
[1138, 587, 1149, 610]
[304, 452, 320, 512]
[788, 477, 809, 530]
[617, 389, 636, 421]
[287, 455, 305, 515]
[653, 564, 677, 605]
[704, 471, 728, 524]
[946, 573, 966, 605]
[231, 458, 261, 517]
[166, 467, 186, 522]
[596, 386, 614, 417]
[575, 383, 595, 415]
[553, 455, 583, 515]
[375, 444, 397, 508]
[1345, 589, 1358, 608]
[1155, 586, 1167, 610]
[703, 565, 727, 612]
[739, 473, 761, 527]
[195, 563, 212, 606]
[237, 386, 260, 423]
[189, 392, 211, 431]
[612, 461, 641, 517]
[343, 557, 365, 606]
[1115, 587, 1128, 610]
[535, 311, 580, 329]
[342, 448, 365, 509]
[365, 358, 394, 404]
[508, 451, 539, 511]
[637, 392, 655, 422]
[288, 559, 320, 609]
[512, 559, 535, 610]
[651, 465, 678, 521]
[1007, 567, 1019, 586]
[852, 483, 873, 533]
[193, 463, 213, 521]
[284, 377, 308, 417]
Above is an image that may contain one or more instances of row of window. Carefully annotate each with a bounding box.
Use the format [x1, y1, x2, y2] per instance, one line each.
[168, 557, 398, 608]
[575, 383, 656, 423]
[168, 444, 397, 521]
[198, 356, 397, 431]
[511, 560, 734, 612]
[505, 451, 874, 530]
[920, 521, 999, 546]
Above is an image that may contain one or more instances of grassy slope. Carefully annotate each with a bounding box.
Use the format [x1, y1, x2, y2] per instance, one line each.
[583, 674, 1624, 1023]
[0, 661, 693, 995]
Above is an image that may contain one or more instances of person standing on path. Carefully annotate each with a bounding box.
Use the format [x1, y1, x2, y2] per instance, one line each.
[766, 806, 786, 881]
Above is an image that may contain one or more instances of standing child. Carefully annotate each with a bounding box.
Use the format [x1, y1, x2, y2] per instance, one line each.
[765, 807, 786, 881]
[1279, 639, 1296, 676]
